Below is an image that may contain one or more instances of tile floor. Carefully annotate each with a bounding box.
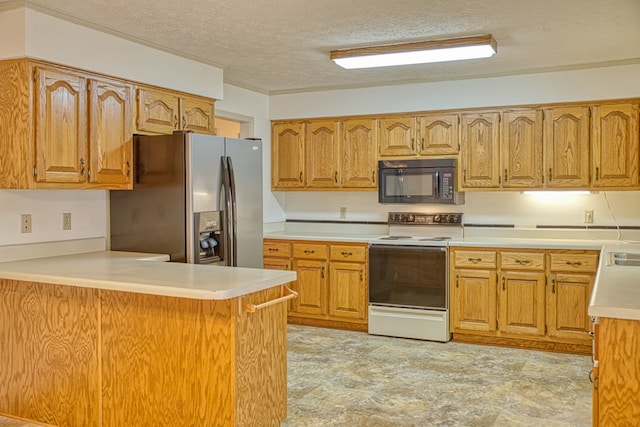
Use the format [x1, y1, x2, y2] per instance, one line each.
[284, 324, 592, 427]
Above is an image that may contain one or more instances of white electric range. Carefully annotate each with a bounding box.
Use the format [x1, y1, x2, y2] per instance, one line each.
[368, 212, 463, 342]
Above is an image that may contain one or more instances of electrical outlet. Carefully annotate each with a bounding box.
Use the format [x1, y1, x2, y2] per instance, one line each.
[63, 212, 71, 230]
[339, 207, 347, 219]
[584, 210, 594, 224]
[21, 214, 32, 233]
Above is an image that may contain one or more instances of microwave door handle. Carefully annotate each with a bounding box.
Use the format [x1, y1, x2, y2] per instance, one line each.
[434, 170, 440, 198]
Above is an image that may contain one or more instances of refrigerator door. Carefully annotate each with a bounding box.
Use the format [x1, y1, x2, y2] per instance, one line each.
[186, 133, 225, 263]
[110, 133, 187, 261]
[225, 138, 263, 268]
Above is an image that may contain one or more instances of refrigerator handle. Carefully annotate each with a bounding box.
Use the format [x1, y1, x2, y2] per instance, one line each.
[227, 157, 238, 267]
[221, 156, 233, 266]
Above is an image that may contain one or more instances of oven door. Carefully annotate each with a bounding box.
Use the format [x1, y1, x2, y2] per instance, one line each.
[368, 244, 447, 310]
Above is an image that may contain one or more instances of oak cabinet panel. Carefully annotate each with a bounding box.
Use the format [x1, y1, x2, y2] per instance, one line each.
[460, 112, 501, 188]
[341, 118, 377, 188]
[452, 269, 497, 332]
[547, 273, 593, 343]
[418, 113, 460, 156]
[591, 102, 639, 188]
[543, 106, 590, 187]
[305, 120, 340, 188]
[378, 116, 415, 157]
[501, 110, 543, 188]
[499, 271, 546, 337]
[181, 96, 215, 135]
[328, 261, 366, 320]
[291, 259, 327, 316]
[34, 66, 88, 184]
[272, 122, 304, 189]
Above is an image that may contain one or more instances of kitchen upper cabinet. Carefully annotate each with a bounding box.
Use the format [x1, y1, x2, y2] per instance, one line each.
[305, 120, 340, 188]
[271, 122, 305, 189]
[88, 77, 133, 186]
[418, 113, 460, 156]
[136, 87, 215, 135]
[460, 112, 501, 188]
[341, 118, 377, 188]
[543, 106, 590, 187]
[591, 102, 639, 188]
[34, 66, 88, 184]
[378, 116, 415, 157]
[501, 110, 543, 188]
[0, 59, 133, 190]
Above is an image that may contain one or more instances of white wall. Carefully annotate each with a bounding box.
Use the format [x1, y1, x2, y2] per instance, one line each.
[216, 84, 286, 223]
[270, 64, 640, 227]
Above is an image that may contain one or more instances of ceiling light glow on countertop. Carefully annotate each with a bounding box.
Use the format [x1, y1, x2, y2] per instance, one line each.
[330, 35, 497, 69]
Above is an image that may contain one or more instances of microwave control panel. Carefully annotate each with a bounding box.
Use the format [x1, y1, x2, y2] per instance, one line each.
[441, 172, 454, 199]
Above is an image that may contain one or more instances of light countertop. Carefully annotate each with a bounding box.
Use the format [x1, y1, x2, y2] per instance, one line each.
[0, 251, 296, 300]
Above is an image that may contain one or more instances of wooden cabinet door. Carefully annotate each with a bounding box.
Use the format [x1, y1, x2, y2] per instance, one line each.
[460, 112, 500, 188]
[543, 106, 590, 187]
[34, 66, 88, 184]
[88, 78, 133, 188]
[181, 96, 215, 135]
[291, 259, 326, 316]
[341, 118, 377, 188]
[501, 110, 543, 188]
[378, 116, 416, 157]
[451, 269, 497, 332]
[305, 120, 340, 188]
[591, 102, 639, 188]
[328, 262, 366, 320]
[547, 272, 593, 343]
[498, 271, 546, 336]
[136, 87, 180, 134]
[418, 113, 459, 155]
[271, 122, 304, 188]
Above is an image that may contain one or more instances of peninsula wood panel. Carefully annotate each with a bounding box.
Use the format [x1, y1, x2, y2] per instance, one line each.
[235, 287, 288, 426]
[0, 280, 100, 427]
[305, 120, 340, 188]
[591, 102, 640, 188]
[595, 317, 640, 426]
[272, 122, 304, 188]
[543, 106, 590, 187]
[341, 118, 377, 188]
[501, 109, 543, 187]
[100, 291, 235, 426]
[0, 60, 32, 188]
[460, 112, 501, 188]
[418, 113, 460, 155]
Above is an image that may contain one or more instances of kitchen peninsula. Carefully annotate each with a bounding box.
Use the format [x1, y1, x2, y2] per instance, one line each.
[0, 251, 296, 427]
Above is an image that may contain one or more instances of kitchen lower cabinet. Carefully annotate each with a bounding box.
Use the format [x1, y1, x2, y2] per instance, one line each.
[592, 317, 640, 426]
[450, 247, 599, 354]
[263, 239, 368, 330]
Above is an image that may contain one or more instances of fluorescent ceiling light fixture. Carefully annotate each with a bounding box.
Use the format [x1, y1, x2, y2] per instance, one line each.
[330, 34, 497, 69]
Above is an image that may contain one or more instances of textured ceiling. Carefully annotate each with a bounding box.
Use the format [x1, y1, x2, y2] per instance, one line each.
[6, 0, 640, 94]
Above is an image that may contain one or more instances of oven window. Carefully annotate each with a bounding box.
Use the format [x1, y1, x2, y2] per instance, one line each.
[383, 172, 434, 198]
[369, 245, 447, 310]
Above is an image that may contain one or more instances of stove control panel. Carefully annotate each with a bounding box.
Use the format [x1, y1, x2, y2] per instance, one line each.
[387, 212, 463, 225]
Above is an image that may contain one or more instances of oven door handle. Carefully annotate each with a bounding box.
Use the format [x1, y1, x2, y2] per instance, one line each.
[369, 244, 447, 252]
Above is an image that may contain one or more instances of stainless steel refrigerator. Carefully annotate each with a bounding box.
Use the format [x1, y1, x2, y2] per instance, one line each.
[109, 131, 263, 268]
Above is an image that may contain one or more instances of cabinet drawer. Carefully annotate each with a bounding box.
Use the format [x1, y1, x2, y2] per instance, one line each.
[453, 250, 497, 268]
[329, 245, 366, 262]
[263, 241, 291, 258]
[549, 253, 599, 273]
[500, 252, 545, 271]
[292, 243, 328, 260]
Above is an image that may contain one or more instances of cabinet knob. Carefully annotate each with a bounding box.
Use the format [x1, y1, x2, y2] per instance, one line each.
[548, 168, 553, 181]
[174, 115, 179, 129]
[182, 114, 187, 128]
[125, 160, 131, 177]
[504, 168, 508, 182]
[595, 166, 600, 181]
[79, 158, 85, 176]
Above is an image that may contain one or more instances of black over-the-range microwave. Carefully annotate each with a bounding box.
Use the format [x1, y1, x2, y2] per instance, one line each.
[378, 158, 464, 204]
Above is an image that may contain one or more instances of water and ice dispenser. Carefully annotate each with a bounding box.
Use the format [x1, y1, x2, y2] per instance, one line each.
[194, 211, 224, 265]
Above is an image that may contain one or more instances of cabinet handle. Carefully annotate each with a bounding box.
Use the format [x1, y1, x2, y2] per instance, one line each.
[268, 248, 279, 252]
[411, 138, 415, 151]
[321, 266, 325, 279]
[79, 158, 85, 176]
[502, 276, 505, 291]
[467, 257, 482, 263]
[173, 115, 179, 129]
[421, 137, 425, 151]
[360, 269, 363, 281]
[595, 166, 600, 181]
[334, 171, 338, 183]
[566, 261, 582, 267]
[341, 251, 353, 257]
[372, 170, 375, 183]
[463, 168, 467, 183]
[299, 172, 303, 183]
[455, 275, 459, 288]
[504, 168, 508, 182]
[548, 168, 552, 181]
[125, 160, 131, 177]
[551, 279, 556, 294]
[515, 259, 532, 265]
[182, 114, 187, 128]
[303, 249, 315, 254]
